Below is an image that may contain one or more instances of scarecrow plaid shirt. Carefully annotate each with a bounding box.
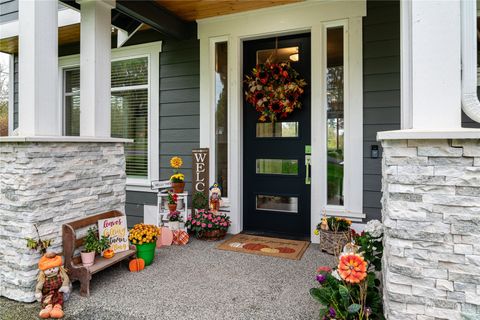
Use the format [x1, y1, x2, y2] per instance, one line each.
[41, 275, 64, 307]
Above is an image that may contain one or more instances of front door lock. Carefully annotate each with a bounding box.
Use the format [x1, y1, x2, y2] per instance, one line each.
[305, 154, 311, 185]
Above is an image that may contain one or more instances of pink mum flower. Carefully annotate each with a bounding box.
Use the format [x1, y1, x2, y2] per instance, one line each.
[208, 224, 213, 228]
[201, 223, 207, 228]
[196, 221, 201, 226]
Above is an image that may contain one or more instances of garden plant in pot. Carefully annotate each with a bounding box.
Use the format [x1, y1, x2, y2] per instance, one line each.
[167, 210, 183, 231]
[128, 224, 161, 266]
[81, 227, 110, 267]
[185, 209, 231, 241]
[167, 191, 178, 212]
[169, 156, 185, 193]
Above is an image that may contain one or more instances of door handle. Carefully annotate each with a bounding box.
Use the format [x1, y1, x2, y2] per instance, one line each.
[305, 155, 311, 185]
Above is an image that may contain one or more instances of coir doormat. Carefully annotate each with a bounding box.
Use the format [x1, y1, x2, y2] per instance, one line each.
[217, 234, 309, 260]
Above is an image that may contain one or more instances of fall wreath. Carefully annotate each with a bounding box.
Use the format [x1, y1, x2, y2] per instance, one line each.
[244, 61, 307, 122]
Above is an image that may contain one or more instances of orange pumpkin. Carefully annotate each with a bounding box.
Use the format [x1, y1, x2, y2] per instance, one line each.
[103, 249, 115, 259]
[129, 258, 145, 272]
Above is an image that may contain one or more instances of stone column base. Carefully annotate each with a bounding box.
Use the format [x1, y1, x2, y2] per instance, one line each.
[379, 138, 480, 319]
[0, 142, 126, 302]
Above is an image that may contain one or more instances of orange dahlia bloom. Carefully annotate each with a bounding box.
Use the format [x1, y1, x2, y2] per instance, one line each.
[338, 254, 367, 284]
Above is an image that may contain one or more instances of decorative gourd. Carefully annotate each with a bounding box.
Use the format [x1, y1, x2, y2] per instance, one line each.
[103, 249, 115, 259]
[129, 258, 145, 272]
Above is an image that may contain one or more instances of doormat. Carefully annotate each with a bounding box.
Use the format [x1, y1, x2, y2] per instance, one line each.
[217, 234, 309, 260]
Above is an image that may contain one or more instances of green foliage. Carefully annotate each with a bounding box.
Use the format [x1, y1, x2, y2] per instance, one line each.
[192, 192, 209, 211]
[355, 233, 383, 272]
[25, 224, 53, 254]
[97, 235, 111, 253]
[83, 227, 102, 253]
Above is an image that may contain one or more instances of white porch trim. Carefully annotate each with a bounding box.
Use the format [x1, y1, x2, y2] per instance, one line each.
[400, 0, 462, 130]
[18, 0, 60, 136]
[7, 54, 14, 135]
[78, 0, 115, 138]
[198, 1, 366, 241]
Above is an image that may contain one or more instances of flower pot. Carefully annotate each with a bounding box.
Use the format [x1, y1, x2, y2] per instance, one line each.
[168, 203, 177, 212]
[169, 221, 180, 230]
[80, 251, 95, 267]
[171, 182, 185, 193]
[135, 242, 156, 266]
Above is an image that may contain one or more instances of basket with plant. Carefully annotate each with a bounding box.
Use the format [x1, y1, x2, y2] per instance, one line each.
[128, 224, 161, 266]
[169, 156, 185, 193]
[185, 209, 231, 241]
[315, 216, 352, 256]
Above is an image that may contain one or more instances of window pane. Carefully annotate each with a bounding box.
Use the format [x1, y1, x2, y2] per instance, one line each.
[63, 56, 150, 179]
[256, 46, 299, 64]
[256, 195, 298, 213]
[111, 57, 148, 88]
[256, 122, 299, 138]
[111, 89, 148, 178]
[326, 27, 344, 206]
[215, 42, 228, 197]
[256, 159, 298, 175]
[65, 95, 80, 136]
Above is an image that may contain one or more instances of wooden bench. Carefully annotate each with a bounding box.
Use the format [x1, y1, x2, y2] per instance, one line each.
[62, 210, 136, 297]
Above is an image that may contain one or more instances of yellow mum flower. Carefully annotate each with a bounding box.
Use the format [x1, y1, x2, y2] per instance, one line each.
[170, 156, 183, 169]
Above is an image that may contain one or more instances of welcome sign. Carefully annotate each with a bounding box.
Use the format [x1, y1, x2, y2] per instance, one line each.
[192, 148, 209, 197]
[98, 216, 129, 253]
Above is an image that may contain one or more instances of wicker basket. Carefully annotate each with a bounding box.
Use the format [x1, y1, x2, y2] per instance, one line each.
[195, 229, 226, 241]
[319, 229, 351, 256]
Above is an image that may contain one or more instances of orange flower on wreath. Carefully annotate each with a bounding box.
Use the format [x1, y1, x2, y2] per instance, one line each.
[338, 254, 367, 284]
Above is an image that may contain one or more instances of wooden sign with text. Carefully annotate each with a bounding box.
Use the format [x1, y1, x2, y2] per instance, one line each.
[98, 216, 129, 253]
[192, 148, 209, 197]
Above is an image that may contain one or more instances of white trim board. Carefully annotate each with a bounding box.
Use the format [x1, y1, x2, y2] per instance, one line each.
[58, 42, 161, 190]
[198, 1, 366, 242]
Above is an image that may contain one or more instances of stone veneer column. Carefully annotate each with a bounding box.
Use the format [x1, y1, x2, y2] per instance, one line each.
[0, 142, 126, 302]
[380, 138, 480, 320]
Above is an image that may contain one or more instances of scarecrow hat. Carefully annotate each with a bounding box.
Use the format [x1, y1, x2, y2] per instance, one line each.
[38, 252, 62, 271]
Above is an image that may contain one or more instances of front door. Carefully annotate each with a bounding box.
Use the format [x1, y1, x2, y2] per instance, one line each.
[243, 33, 311, 239]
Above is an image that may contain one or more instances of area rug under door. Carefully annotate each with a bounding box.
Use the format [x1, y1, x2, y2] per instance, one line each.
[217, 234, 309, 260]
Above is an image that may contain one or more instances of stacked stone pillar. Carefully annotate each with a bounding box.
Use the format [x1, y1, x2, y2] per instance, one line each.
[0, 141, 127, 301]
[380, 138, 480, 319]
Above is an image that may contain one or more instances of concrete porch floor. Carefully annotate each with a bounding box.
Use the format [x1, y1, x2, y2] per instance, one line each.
[0, 237, 335, 320]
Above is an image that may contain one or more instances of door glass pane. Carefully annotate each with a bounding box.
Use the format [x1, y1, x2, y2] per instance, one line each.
[256, 122, 299, 138]
[256, 195, 298, 213]
[326, 27, 344, 206]
[256, 159, 298, 175]
[257, 46, 299, 64]
[215, 42, 228, 197]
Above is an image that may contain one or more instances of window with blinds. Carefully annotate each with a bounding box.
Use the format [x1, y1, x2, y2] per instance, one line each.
[63, 56, 149, 179]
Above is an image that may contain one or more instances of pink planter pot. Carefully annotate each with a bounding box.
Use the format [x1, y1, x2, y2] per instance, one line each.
[81, 251, 95, 267]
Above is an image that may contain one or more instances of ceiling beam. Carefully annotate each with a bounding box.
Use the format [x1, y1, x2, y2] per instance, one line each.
[115, 0, 195, 39]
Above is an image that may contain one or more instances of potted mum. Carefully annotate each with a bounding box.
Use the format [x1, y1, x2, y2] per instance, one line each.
[128, 224, 161, 266]
[167, 191, 178, 212]
[315, 216, 352, 256]
[185, 209, 231, 241]
[167, 210, 183, 230]
[169, 156, 185, 193]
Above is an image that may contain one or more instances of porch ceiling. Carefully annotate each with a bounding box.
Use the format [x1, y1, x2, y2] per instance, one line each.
[155, 0, 303, 21]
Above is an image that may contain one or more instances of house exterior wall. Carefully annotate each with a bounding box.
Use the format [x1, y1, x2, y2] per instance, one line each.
[0, 0, 18, 23]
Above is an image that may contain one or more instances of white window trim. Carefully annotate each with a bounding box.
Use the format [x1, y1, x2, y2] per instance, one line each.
[58, 42, 161, 191]
[322, 20, 365, 222]
[198, 1, 365, 239]
[209, 36, 230, 205]
[8, 54, 14, 135]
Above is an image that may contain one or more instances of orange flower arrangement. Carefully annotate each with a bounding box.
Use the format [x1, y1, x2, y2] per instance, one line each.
[337, 253, 367, 284]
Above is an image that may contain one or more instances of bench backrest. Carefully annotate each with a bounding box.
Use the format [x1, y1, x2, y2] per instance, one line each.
[62, 210, 124, 266]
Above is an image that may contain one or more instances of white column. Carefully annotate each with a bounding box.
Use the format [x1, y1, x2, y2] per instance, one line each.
[78, 0, 115, 137]
[18, 0, 60, 136]
[401, 0, 461, 130]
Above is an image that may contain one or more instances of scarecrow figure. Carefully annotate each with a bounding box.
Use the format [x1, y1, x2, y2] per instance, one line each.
[209, 183, 222, 213]
[35, 252, 70, 319]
